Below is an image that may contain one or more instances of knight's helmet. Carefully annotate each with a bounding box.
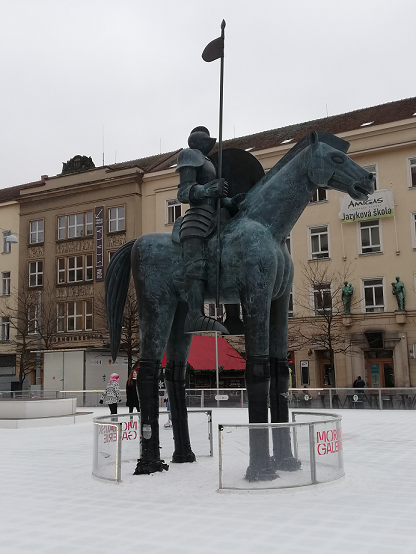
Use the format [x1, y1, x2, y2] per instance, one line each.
[188, 126, 216, 156]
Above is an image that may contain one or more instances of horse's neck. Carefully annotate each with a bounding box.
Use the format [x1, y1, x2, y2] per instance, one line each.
[240, 148, 316, 240]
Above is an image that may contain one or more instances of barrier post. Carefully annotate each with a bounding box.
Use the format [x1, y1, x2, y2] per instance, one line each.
[309, 423, 317, 484]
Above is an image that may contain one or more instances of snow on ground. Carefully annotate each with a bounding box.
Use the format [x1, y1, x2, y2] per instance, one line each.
[1, 407, 416, 554]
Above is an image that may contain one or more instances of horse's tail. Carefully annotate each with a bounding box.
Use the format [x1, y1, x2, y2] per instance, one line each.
[105, 239, 136, 361]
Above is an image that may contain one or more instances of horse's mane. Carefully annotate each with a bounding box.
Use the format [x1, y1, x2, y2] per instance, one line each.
[241, 131, 350, 206]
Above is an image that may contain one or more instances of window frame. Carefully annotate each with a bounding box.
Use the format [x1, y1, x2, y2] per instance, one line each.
[28, 261, 43, 287]
[412, 212, 416, 249]
[361, 163, 378, 191]
[166, 199, 182, 224]
[108, 206, 125, 233]
[309, 187, 328, 203]
[359, 219, 382, 254]
[29, 220, 44, 245]
[1, 271, 11, 296]
[2, 231, 12, 254]
[362, 277, 385, 313]
[312, 282, 332, 316]
[57, 255, 94, 285]
[408, 157, 416, 189]
[58, 300, 93, 332]
[0, 316, 10, 341]
[309, 225, 330, 260]
[57, 211, 94, 240]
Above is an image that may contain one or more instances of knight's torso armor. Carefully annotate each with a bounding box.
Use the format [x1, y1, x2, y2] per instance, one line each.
[176, 148, 217, 241]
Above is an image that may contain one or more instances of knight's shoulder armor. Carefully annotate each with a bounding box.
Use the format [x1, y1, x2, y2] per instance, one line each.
[176, 148, 205, 172]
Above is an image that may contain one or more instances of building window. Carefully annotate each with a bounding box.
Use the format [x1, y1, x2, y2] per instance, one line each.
[309, 225, 329, 259]
[30, 220, 44, 244]
[286, 234, 291, 255]
[361, 164, 377, 190]
[412, 213, 416, 248]
[363, 278, 384, 313]
[409, 157, 416, 188]
[67, 301, 83, 331]
[2, 231, 11, 254]
[360, 220, 381, 254]
[309, 187, 327, 203]
[57, 303, 65, 332]
[85, 300, 93, 330]
[28, 305, 38, 334]
[108, 206, 125, 232]
[58, 300, 93, 332]
[313, 283, 332, 315]
[57, 212, 93, 240]
[1, 272, 10, 296]
[29, 261, 43, 287]
[57, 255, 93, 284]
[288, 290, 294, 317]
[166, 199, 181, 224]
[0, 317, 10, 341]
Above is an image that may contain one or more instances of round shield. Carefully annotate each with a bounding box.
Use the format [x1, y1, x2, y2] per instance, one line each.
[209, 148, 265, 198]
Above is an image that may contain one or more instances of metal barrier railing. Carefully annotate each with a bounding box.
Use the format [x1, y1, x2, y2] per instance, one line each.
[2, 387, 416, 410]
[92, 409, 213, 482]
[218, 411, 344, 491]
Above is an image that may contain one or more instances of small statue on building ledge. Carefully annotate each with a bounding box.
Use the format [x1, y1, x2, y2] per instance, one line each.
[392, 276, 405, 311]
[341, 281, 354, 314]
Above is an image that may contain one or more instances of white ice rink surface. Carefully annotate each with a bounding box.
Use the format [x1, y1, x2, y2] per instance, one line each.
[1, 407, 415, 554]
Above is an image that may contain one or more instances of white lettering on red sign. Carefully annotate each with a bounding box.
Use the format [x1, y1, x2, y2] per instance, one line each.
[316, 428, 343, 455]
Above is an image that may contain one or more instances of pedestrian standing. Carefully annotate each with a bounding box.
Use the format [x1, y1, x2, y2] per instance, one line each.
[99, 373, 122, 415]
[126, 367, 140, 414]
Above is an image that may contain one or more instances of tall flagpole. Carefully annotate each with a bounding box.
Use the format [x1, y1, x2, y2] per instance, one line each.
[215, 19, 226, 316]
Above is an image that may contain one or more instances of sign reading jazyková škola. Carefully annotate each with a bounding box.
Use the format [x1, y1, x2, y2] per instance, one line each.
[338, 188, 394, 222]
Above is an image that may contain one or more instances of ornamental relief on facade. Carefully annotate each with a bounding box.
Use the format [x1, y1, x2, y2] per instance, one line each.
[107, 234, 126, 248]
[56, 285, 94, 299]
[56, 239, 94, 255]
[27, 246, 44, 258]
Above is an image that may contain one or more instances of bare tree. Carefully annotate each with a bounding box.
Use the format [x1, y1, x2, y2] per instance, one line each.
[0, 276, 60, 389]
[288, 262, 361, 382]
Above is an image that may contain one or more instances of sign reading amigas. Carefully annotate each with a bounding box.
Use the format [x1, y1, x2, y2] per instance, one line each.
[338, 189, 394, 223]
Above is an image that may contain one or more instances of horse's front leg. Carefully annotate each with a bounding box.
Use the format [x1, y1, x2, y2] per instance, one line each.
[269, 292, 301, 471]
[241, 289, 277, 482]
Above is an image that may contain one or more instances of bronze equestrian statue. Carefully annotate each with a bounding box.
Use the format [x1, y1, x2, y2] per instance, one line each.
[105, 130, 375, 480]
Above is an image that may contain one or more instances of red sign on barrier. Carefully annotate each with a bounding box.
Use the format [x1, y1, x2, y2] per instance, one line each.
[316, 429, 343, 455]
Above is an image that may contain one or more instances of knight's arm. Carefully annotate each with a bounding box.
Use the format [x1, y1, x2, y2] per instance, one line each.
[177, 166, 206, 204]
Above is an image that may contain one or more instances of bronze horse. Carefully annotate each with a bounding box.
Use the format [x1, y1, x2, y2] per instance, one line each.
[105, 131, 374, 480]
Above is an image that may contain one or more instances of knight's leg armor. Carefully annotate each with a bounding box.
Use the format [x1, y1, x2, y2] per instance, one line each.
[181, 236, 228, 334]
[134, 359, 169, 475]
[244, 356, 278, 481]
[270, 358, 301, 471]
[165, 360, 196, 463]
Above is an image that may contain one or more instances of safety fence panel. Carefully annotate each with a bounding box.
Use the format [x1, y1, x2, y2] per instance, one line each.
[218, 412, 344, 491]
[93, 409, 213, 482]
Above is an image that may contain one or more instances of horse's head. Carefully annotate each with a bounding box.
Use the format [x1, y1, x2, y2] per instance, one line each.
[308, 131, 375, 200]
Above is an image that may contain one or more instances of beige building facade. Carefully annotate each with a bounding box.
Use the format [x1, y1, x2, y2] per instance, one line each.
[3, 97, 416, 390]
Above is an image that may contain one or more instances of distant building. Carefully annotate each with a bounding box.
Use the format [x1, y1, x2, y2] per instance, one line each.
[1, 97, 416, 390]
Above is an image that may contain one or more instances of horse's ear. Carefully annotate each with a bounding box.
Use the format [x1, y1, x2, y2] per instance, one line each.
[309, 131, 319, 151]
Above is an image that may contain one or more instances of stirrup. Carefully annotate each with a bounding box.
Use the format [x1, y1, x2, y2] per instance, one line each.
[184, 315, 229, 334]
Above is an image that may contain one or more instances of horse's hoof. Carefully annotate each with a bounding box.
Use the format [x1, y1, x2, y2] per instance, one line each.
[271, 456, 302, 472]
[171, 451, 196, 463]
[134, 459, 169, 475]
[184, 315, 229, 335]
[245, 465, 279, 482]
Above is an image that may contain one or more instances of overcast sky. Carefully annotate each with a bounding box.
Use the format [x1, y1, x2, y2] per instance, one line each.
[1, 0, 415, 189]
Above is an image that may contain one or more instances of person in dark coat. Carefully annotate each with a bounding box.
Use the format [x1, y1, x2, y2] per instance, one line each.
[126, 367, 140, 413]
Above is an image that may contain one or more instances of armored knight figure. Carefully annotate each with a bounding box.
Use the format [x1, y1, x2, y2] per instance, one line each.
[176, 126, 229, 334]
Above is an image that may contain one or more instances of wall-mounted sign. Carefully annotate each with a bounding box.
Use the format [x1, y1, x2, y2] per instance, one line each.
[300, 360, 310, 386]
[95, 206, 104, 281]
[338, 189, 394, 223]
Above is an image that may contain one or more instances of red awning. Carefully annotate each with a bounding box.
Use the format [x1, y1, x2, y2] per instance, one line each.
[162, 335, 245, 371]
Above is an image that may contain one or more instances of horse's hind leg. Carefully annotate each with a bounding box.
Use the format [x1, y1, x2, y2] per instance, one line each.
[269, 295, 301, 471]
[164, 302, 195, 463]
[134, 294, 176, 475]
